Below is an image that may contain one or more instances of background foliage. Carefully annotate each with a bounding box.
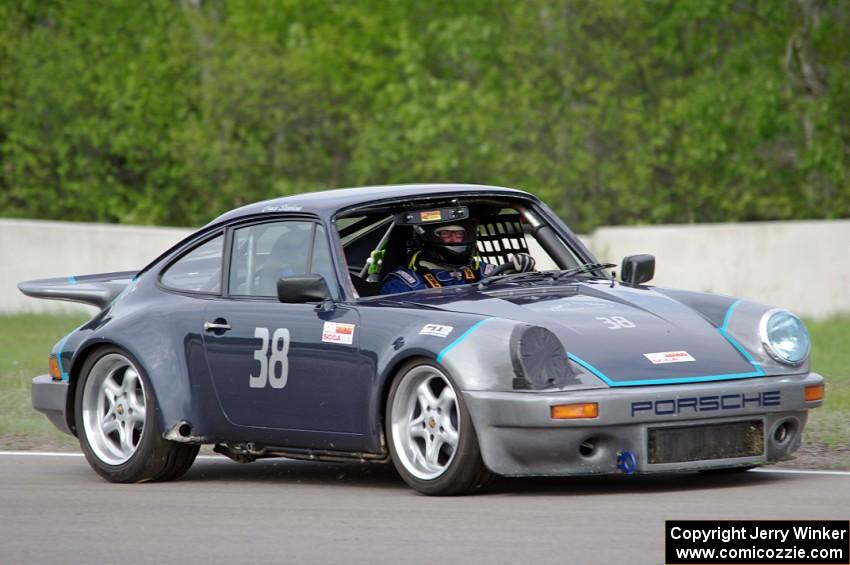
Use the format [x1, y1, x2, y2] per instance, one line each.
[1, 0, 848, 232]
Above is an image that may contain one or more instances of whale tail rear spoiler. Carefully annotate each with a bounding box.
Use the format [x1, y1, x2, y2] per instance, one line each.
[18, 271, 137, 309]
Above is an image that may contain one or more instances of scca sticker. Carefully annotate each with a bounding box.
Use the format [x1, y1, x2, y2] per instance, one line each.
[322, 322, 355, 345]
[419, 324, 453, 338]
[644, 351, 695, 364]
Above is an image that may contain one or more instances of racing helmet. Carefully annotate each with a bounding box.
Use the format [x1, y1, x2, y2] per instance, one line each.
[413, 219, 479, 266]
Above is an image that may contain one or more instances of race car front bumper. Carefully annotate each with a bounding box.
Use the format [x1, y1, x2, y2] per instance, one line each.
[32, 375, 73, 436]
[463, 372, 824, 477]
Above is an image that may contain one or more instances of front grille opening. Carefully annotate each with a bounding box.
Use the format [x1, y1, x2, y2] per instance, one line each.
[648, 420, 764, 465]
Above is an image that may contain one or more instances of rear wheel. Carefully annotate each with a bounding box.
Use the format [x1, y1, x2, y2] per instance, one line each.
[75, 347, 199, 483]
[386, 360, 491, 495]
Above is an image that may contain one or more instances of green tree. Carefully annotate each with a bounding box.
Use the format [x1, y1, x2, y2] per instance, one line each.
[1, 0, 848, 232]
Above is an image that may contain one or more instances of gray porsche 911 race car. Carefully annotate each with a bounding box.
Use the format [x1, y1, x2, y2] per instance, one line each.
[20, 184, 823, 495]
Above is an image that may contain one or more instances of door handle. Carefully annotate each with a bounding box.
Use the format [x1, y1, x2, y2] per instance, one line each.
[204, 320, 231, 332]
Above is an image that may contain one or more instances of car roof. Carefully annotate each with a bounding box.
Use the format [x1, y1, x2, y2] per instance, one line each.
[207, 184, 531, 226]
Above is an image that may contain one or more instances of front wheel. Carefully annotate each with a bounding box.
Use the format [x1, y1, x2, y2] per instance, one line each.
[386, 360, 491, 495]
[75, 347, 199, 483]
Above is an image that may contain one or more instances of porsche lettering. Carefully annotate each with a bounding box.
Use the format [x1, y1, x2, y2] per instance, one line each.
[631, 391, 781, 416]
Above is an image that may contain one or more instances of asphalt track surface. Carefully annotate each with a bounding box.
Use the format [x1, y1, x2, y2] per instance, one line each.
[1, 452, 848, 565]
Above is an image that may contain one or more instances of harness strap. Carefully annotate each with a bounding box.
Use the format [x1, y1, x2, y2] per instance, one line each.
[408, 251, 421, 271]
[422, 273, 442, 288]
[409, 253, 479, 287]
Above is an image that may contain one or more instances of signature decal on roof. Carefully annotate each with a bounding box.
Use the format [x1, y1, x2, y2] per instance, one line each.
[643, 350, 695, 364]
[322, 322, 355, 345]
[261, 204, 303, 213]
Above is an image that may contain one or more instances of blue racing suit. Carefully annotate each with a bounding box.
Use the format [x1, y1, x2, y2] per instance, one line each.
[380, 254, 495, 294]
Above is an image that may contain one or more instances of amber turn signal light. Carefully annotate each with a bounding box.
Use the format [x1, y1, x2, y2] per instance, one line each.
[551, 403, 598, 420]
[48, 355, 61, 380]
[804, 384, 824, 402]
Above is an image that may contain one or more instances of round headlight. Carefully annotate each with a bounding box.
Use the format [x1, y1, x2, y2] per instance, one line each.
[760, 309, 810, 365]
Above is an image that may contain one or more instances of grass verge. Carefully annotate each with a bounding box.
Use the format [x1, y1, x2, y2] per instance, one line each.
[798, 315, 850, 451]
[0, 313, 87, 450]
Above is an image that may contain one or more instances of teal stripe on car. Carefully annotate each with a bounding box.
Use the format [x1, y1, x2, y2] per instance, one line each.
[567, 352, 763, 387]
[436, 318, 493, 364]
[717, 299, 765, 375]
[721, 298, 743, 331]
[55, 331, 74, 381]
[567, 299, 765, 386]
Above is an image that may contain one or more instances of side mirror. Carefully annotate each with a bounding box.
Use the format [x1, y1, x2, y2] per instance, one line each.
[277, 274, 331, 303]
[621, 254, 655, 286]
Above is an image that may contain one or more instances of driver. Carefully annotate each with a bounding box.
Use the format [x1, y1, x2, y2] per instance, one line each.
[380, 219, 535, 294]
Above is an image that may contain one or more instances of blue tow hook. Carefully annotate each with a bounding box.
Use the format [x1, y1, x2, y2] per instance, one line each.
[616, 451, 637, 475]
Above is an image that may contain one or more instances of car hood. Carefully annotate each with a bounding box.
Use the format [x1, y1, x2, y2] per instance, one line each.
[394, 280, 761, 386]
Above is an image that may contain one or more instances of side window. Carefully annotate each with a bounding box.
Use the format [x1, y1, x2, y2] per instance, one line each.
[228, 221, 336, 298]
[160, 234, 224, 293]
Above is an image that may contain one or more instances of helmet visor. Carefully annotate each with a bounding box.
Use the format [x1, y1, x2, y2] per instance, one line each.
[433, 225, 468, 243]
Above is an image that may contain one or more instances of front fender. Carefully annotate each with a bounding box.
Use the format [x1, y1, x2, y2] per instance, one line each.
[655, 288, 810, 376]
[364, 313, 522, 394]
[431, 317, 519, 391]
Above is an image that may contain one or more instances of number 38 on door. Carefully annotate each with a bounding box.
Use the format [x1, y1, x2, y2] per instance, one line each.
[249, 327, 290, 389]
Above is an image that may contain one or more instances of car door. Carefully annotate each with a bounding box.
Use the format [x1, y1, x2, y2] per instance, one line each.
[201, 218, 369, 447]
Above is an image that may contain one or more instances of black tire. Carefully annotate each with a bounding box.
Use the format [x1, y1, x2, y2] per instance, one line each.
[74, 346, 199, 483]
[152, 441, 201, 482]
[386, 359, 492, 496]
